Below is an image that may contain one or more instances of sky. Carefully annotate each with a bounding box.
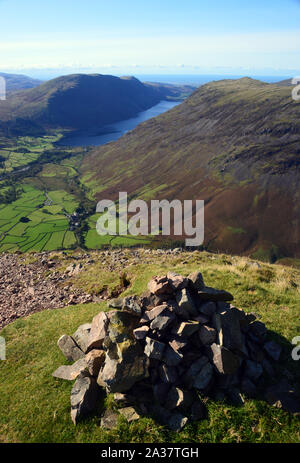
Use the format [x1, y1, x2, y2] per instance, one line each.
[0, 0, 300, 78]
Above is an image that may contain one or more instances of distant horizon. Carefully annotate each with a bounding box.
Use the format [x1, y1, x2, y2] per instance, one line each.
[1, 1, 299, 77]
[0, 69, 294, 87]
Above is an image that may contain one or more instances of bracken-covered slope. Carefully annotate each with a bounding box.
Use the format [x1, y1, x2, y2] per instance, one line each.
[80, 78, 300, 261]
[0, 74, 194, 136]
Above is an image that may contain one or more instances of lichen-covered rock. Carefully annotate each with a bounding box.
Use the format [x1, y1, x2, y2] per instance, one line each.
[97, 311, 149, 393]
[57, 334, 84, 362]
[119, 406, 141, 422]
[123, 295, 142, 316]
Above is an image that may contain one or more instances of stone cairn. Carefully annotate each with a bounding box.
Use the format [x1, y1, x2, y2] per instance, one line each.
[53, 271, 299, 431]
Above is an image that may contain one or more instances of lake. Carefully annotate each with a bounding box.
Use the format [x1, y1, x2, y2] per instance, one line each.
[57, 100, 180, 147]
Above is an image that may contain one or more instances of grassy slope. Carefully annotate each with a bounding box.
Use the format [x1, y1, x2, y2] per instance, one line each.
[0, 250, 299, 443]
[80, 78, 300, 260]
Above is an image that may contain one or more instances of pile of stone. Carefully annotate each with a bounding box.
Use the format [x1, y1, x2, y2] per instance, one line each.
[52, 271, 300, 431]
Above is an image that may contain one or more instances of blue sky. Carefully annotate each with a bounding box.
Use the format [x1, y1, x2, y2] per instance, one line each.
[0, 0, 299, 76]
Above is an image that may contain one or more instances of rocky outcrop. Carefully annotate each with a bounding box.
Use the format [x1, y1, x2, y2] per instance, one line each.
[52, 270, 299, 431]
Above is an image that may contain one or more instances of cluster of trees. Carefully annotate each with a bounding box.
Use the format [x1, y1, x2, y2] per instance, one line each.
[0, 182, 22, 204]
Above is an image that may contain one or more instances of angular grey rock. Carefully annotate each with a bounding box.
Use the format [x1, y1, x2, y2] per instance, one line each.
[248, 321, 267, 342]
[197, 287, 234, 302]
[147, 276, 173, 295]
[210, 343, 241, 375]
[87, 312, 108, 352]
[263, 340, 282, 361]
[197, 301, 217, 318]
[85, 349, 106, 377]
[72, 323, 92, 353]
[70, 372, 100, 424]
[144, 337, 166, 360]
[188, 271, 205, 291]
[198, 325, 217, 345]
[133, 325, 149, 340]
[244, 360, 263, 382]
[241, 377, 257, 398]
[167, 272, 189, 291]
[213, 307, 245, 354]
[123, 295, 142, 316]
[175, 321, 200, 337]
[119, 406, 141, 422]
[163, 345, 183, 366]
[165, 387, 194, 411]
[114, 392, 135, 407]
[153, 382, 170, 403]
[107, 298, 123, 309]
[176, 288, 198, 317]
[98, 311, 149, 393]
[52, 358, 87, 381]
[189, 399, 206, 421]
[142, 304, 170, 322]
[215, 372, 239, 390]
[193, 362, 214, 391]
[169, 337, 188, 352]
[98, 347, 149, 393]
[168, 412, 188, 432]
[101, 409, 119, 429]
[184, 356, 208, 388]
[150, 312, 175, 331]
[159, 364, 179, 384]
[150, 404, 188, 431]
[194, 314, 210, 324]
[57, 334, 84, 362]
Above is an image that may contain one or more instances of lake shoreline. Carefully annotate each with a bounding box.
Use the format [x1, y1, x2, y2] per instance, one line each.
[56, 100, 181, 147]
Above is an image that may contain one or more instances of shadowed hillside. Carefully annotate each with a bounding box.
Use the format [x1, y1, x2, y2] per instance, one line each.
[80, 78, 300, 261]
[0, 74, 194, 136]
[0, 72, 42, 93]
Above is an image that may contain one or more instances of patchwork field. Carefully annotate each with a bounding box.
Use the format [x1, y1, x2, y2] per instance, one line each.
[0, 185, 77, 252]
[0, 134, 61, 174]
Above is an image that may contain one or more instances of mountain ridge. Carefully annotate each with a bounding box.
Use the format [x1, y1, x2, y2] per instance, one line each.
[80, 77, 300, 260]
[0, 73, 194, 136]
